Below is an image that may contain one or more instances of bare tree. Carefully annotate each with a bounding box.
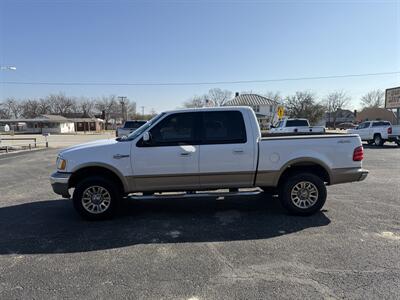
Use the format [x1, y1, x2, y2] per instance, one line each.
[0, 102, 11, 119]
[3, 98, 22, 119]
[95, 95, 119, 129]
[360, 89, 384, 108]
[207, 88, 232, 106]
[78, 97, 96, 117]
[183, 95, 207, 108]
[325, 91, 350, 128]
[20, 99, 41, 118]
[47, 92, 77, 116]
[36, 98, 50, 115]
[284, 91, 325, 125]
[263, 91, 281, 102]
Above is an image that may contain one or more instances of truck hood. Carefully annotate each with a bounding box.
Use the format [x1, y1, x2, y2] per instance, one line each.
[59, 139, 118, 156]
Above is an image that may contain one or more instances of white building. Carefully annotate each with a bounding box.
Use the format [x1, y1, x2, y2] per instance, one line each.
[223, 93, 279, 129]
[0, 115, 75, 134]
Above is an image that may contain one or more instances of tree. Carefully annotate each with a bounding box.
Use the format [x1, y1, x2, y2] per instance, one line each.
[3, 98, 22, 118]
[183, 95, 207, 108]
[20, 99, 41, 118]
[360, 89, 384, 108]
[207, 88, 232, 106]
[325, 90, 350, 128]
[95, 95, 119, 129]
[78, 97, 96, 117]
[37, 98, 51, 115]
[0, 102, 11, 119]
[263, 91, 281, 102]
[47, 92, 77, 116]
[284, 91, 325, 125]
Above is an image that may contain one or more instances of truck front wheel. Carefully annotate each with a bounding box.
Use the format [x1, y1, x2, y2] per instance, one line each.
[279, 173, 327, 216]
[73, 176, 120, 220]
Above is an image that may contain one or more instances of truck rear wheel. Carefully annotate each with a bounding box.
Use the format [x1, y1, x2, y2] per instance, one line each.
[279, 173, 326, 216]
[73, 176, 120, 220]
[374, 134, 384, 146]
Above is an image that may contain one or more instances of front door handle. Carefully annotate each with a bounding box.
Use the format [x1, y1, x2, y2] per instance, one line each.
[180, 152, 191, 156]
[113, 154, 130, 159]
[233, 149, 244, 154]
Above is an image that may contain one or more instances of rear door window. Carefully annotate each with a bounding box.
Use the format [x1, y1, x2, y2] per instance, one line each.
[201, 111, 247, 144]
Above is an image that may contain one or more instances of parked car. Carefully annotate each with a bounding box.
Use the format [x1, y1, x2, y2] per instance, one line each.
[270, 118, 325, 133]
[347, 120, 400, 146]
[337, 122, 357, 130]
[116, 120, 147, 138]
[51, 107, 368, 220]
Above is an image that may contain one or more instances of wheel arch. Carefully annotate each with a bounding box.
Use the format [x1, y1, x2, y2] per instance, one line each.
[276, 157, 332, 187]
[69, 163, 128, 194]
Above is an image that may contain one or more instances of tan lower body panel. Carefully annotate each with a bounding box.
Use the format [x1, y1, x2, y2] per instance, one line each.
[255, 170, 280, 187]
[199, 171, 254, 189]
[127, 171, 255, 192]
[330, 168, 368, 184]
[129, 173, 198, 192]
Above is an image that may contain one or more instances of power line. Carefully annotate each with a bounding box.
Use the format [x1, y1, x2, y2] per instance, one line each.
[1, 71, 399, 87]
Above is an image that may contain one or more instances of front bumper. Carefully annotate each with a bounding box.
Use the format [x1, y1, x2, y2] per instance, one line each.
[50, 172, 72, 198]
[330, 168, 369, 185]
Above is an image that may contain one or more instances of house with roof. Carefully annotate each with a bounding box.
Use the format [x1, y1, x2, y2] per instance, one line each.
[223, 93, 279, 129]
[325, 109, 355, 128]
[0, 113, 107, 134]
[0, 114, 75, 134]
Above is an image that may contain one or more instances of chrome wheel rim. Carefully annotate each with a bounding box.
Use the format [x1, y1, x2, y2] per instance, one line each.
[81, 186, 111, 214]
[374, 136, 381, 144]
[290, 181, 319, 209]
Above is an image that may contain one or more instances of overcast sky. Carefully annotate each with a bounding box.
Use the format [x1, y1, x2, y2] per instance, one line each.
[1, 0, 399, 112]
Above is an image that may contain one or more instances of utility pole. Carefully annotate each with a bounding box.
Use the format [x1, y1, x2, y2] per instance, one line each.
[118, 96, 128, 122]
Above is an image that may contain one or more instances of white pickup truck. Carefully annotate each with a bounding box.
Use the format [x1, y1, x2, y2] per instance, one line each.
[347, 120, 400, 146]
[50, 107, 368, 220]
[270, 118, 326, 134]
[116, 120, 147, 138]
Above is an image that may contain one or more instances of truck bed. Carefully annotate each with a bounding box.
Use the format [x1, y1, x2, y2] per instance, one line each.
[261, 132, 347, 138]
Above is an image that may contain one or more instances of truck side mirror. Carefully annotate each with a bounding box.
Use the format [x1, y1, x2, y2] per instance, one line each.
[143, 132, 152, 143]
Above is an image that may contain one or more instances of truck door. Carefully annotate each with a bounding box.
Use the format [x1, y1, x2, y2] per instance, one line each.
[132, 112, 200, 191]
[198, 110, 256, 189]
[357, 122, 370, 140]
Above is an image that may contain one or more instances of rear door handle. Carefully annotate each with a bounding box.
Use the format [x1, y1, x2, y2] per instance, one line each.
[180, 152, 191, 156]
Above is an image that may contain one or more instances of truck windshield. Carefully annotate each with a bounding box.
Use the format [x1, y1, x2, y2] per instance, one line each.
[126, 113, 166, 141]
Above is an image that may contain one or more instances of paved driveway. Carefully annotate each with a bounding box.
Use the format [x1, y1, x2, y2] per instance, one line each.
[0, 146, 399, 299]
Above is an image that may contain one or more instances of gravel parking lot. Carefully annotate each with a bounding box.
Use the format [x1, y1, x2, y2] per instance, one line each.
[0, 144, 399, 299]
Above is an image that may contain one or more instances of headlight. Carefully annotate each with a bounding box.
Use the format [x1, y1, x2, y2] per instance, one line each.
[56, 157, 67, 170]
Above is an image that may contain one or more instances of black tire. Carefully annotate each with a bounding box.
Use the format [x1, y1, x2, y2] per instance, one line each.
[73, 176, 120, 220]
[279, 173, 327, 216]
[373, 134, 384, 146]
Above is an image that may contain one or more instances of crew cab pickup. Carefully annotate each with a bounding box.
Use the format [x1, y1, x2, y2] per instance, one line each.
[50, 107, 368, 220]
[347, 120, 400, 146]
[116, 120, 147, 138]
[270, 118, 326, 134]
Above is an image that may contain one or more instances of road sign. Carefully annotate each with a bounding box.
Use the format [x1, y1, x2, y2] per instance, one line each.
[385, 87, 400, 109]
[277, 106, 285, 119]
